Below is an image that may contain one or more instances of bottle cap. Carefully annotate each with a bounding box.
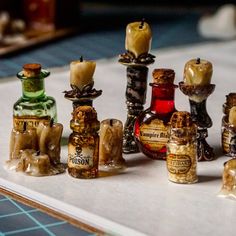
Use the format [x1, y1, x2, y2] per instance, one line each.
[170, 111, 193, 128]
[152, 69, 175, 84]
[23, 63, 41, 77]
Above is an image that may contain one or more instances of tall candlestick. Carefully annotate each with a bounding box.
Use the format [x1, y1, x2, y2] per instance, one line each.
[70, 58, 96, 90]
[119, 20, 155, 153]
[179, 58, 215, 161]
[99, 119, 126, 172]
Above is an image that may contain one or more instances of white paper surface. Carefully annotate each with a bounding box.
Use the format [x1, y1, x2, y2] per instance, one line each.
[1, 41, 236, 236]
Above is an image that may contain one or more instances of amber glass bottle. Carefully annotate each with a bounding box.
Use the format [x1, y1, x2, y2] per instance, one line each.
[134, 69, 177, 160]
[68, 106, 100, 179]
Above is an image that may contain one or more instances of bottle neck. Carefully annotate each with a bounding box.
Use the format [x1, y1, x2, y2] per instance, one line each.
[150, 83, 176, 114]
[21, 78, 46, 99]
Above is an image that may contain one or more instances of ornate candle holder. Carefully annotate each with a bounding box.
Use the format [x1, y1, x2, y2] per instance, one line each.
[64, 81, 102, 109]
[179, 82, 215, 161]
[119, 51, 155, 153]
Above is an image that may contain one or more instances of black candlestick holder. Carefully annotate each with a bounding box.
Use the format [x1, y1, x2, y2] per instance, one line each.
[64, 81, 102, 109]
[179, 82, 215, 161]
[119, 51, 155, 153]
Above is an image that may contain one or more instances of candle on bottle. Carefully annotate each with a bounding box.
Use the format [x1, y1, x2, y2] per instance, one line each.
[9, 122, 38, 160]
[125, 19, 152, 58]
[184, 58, 213, 86]
[70, 57, 96, 90]
[37, 119, 63, 165]
[99, 119, 125, 171]
[16, 150, 51, 176]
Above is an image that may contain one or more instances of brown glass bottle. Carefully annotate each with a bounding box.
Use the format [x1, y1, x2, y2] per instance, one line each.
[68, 106, 100, 179]
[134, 69, 177, 160]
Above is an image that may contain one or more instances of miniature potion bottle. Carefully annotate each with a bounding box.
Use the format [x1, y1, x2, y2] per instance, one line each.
[134, 69, 177, 160]
[68, 106, 100, 179]
[222, 93, 236, 156]
[13, 63, 57, 130]
[166, 111, 198, 184]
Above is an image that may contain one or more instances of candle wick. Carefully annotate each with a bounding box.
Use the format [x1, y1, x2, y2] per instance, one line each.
[23, 122, 27, 132]
[50, 118, 54, 127]
[36, 150, 40, 156]
[196, 58, 201, 64]
[110, 119, 113, 126]
[139, 18, 145, 29]
[80, 56, 83, 62]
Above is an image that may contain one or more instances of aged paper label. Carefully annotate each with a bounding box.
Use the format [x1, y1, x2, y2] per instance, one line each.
[13, 115, 50, 130]
[167, 154, 192, 174]
[68, 144, 94, 169]
[139, 119, 169, 151]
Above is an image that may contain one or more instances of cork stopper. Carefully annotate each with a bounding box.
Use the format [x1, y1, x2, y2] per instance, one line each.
[72, 105, 97, 123]
[170, 111, 193, 128]
[23, 63, 41, 77]
[152, 69, 175, 84]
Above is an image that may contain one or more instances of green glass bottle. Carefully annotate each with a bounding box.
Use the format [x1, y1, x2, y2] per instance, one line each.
[13, 63, 57, 130]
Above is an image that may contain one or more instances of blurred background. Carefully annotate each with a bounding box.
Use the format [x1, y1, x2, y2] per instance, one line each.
[0, 0, 235, 77]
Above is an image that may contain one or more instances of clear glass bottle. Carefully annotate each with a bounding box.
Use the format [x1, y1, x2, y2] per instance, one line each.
[13, 63, 57, 130]
[166, 111, 198, 184]
[134, 68, 177, 160]
[68, 106, 100, 179]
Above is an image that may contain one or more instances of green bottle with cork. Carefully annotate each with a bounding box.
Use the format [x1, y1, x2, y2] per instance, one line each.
[13, 63, 57, 130]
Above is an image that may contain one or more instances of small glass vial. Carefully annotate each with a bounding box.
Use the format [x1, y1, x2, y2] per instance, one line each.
[68, 106, 100, 179]
[222, 93, 236, 156]
[13, 63, 57, 130]
[134, 68, 177, 159]
[166, 111, 198, 184]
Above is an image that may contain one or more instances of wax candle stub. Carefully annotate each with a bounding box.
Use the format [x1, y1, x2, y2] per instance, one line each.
[125, 21, 152, 58]
[184, 58, 213, 86]
[70, 60, 96, 90]
[99, 119, 126, 172]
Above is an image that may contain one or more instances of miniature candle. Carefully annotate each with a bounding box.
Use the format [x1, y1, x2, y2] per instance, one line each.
[125, 20, 152, 58]
[229, 106, 236, 126]
[9, 123, 38, 160]
[70, 58, 96, 90]
[218, 158, 236, 200]
[37, 119, 63, 165]
[16, 150, 51, 176]
[99, 119, 126, 171]
[184, 58, 213, 86]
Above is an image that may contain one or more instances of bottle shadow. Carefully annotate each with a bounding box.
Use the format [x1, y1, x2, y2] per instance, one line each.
[198, 175, 222, 183]
[125, 155, 155, 168]
[212, 145, 224, 160]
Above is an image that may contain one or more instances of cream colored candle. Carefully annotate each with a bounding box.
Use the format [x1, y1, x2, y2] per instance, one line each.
[99, 119, 125, 171]
[125, 20, 152, 58]
[184, 58, 213, 86]
[16, 149, 51, 176]
[37, 120, 63, 165]
[9, 124, 38, 160]
[70, 59, 96, 90]
[229, 106, 236, 126]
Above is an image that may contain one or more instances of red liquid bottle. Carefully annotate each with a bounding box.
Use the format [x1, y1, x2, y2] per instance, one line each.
[134, 69, 177, 160]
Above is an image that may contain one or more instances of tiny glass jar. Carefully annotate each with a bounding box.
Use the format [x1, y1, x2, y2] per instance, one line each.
[68, 106, 100, 179]
[166, 111, 198, 184]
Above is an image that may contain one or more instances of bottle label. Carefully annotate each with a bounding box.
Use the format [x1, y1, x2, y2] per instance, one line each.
[68, 144, 94, 169]
[13, 116, 50, 130]
[167, 154, 192, 174]
[139, 119, 169, 151]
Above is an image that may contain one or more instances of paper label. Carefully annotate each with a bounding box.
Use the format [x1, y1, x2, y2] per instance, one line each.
[68, 144, 94, 169]
[13, 116, 50, 130]
[167, 154, 192, 174]
[139, 119, 168, 151]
